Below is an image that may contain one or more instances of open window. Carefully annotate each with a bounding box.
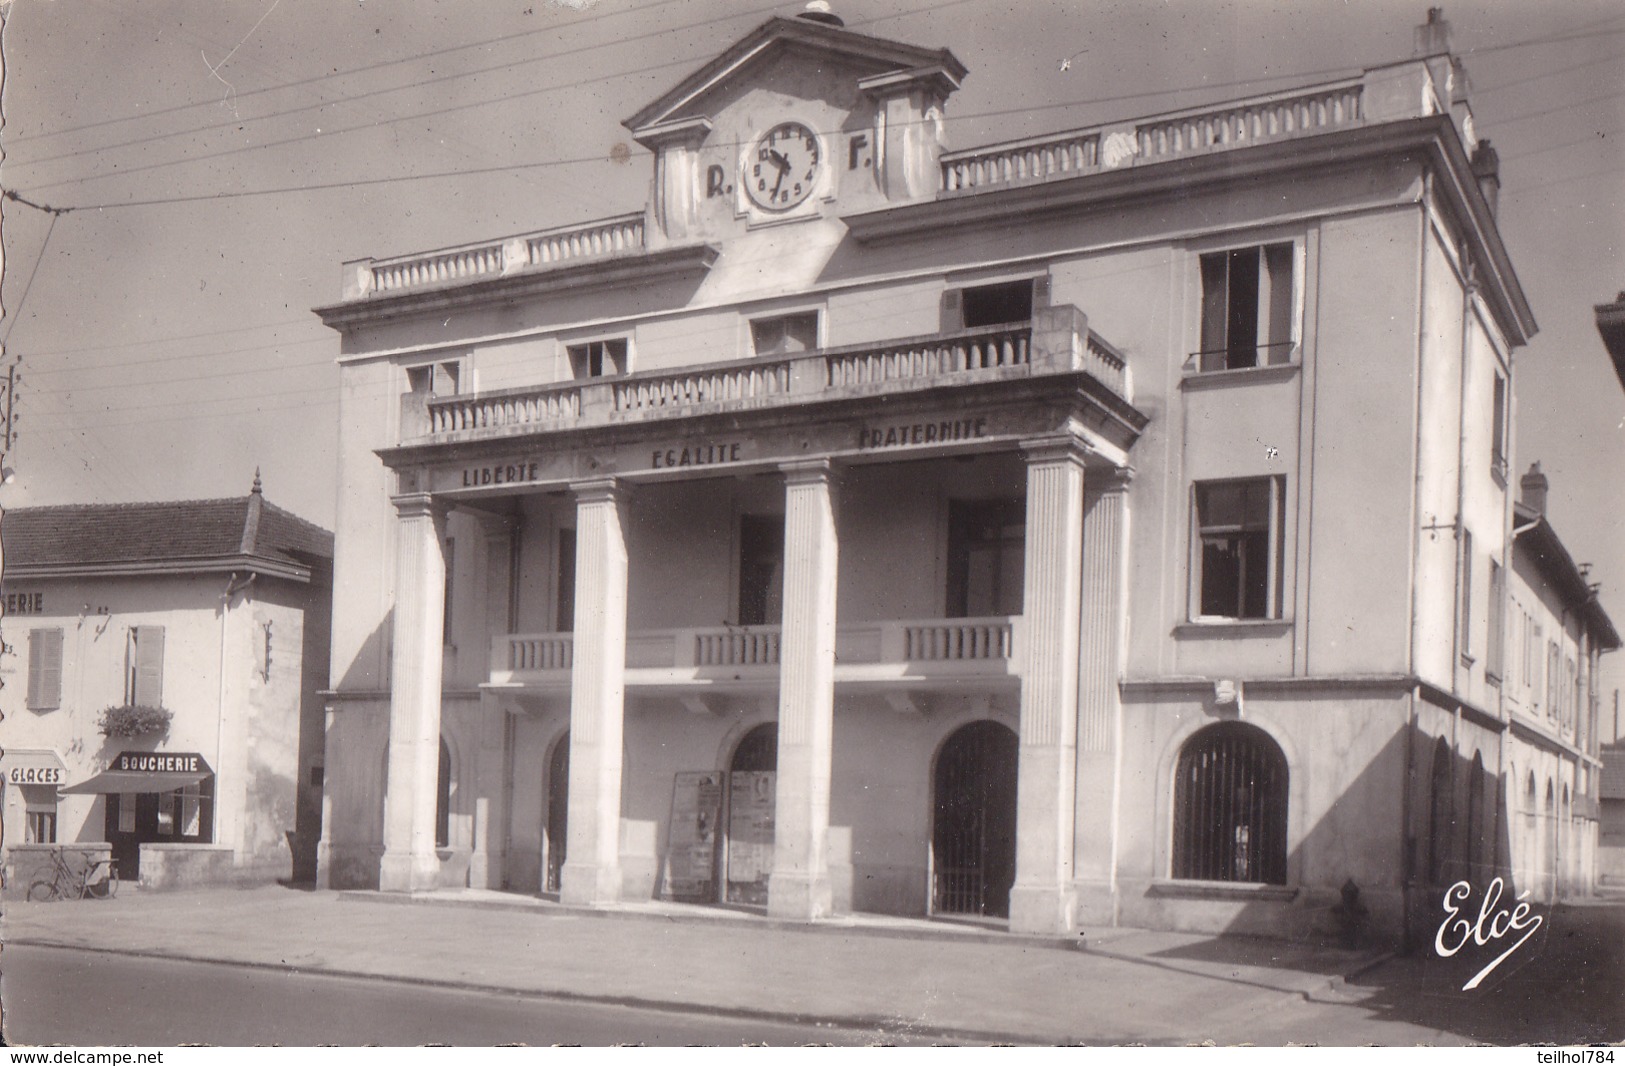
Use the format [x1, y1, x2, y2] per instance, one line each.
[568, 338, 628, 378]
[749, 311, 819, 356]
[1196, 243, 1299, 371]
[406, 360, 462, 397]
[947, 498, 1025, 618]
[1191, 478, 1284, 621]
[942, 277, 1048, 332]
[737, 515, 784, 626]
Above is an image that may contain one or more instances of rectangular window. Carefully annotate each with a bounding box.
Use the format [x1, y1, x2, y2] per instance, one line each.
[1198, 243, 1296, 371]
[407, 360, 461, 396]
[1459, 529, 1475, 665]
[125, 626, 165, 707]
[749, 312, 819, 356]
[180, 783, 203, 837]
[27, 628, 64, 710]
[947, 498, 1026, 618]
[443, 536, 456, 647]
[26, 810, 57, 844]
[555, 528, 577, 633]
[1487, 559, 1505, 679]
[1491, 373, 1508, 477]
[737, 515, 784, 626]
[118, 793, 137, 834]
[961, 280, 1035, 328]
[567, 338, 627, 378]
[1192, 478, 1283, 620]
[157, 791, 176, 835]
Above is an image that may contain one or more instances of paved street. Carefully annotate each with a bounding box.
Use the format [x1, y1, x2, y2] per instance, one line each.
[1, 945, 924, 1047]
[2, 885, 1619, 1046]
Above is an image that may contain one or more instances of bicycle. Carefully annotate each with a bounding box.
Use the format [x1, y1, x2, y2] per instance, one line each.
[26, 849, 118, 902]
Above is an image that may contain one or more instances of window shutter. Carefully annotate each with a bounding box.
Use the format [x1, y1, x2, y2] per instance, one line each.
[1032, 275, 1052, 310]
[28, 629, 64, 710]
[134, 625, 165, 707]
[940, 289, 963, 332]
[1198, 253, 1228, 369]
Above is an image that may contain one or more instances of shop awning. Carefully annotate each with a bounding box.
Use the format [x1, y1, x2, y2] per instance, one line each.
[61, 751, 213, 794]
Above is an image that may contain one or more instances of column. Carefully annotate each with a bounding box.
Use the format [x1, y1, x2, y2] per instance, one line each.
[379, 493, 449, 892]
[560, 479, 630, 905]
[1073, 467, 1132, 924]
[1009, 437, 1086, 935]
[468, 517, 518, 890]
[768, 460, 839, 920]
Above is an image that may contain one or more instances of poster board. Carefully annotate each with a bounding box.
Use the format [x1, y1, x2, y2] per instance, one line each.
[726, 770, 776, 905]
[662, 771, 723, 901]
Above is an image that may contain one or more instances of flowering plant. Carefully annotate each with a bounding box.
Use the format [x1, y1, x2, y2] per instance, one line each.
[96, 704, 173, 738]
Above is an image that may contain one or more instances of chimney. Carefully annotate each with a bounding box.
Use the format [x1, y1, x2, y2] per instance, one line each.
[1520, 462, 1549, 515]
[1414, 7, 1451, 57]
[796, 1, 844, 27]
[1472, 139, 1500, 217]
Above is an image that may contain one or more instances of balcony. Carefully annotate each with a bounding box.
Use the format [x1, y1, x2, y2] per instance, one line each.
[488, 616, 1021, 696]
[400, 309, 1131, 445]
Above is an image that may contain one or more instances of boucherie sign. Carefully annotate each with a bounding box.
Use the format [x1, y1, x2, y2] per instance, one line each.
[113, 751, 210, 774]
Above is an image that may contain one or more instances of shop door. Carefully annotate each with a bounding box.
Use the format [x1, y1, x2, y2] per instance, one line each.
[932, 721, 1018, 918]
[105, 792, 156, 879]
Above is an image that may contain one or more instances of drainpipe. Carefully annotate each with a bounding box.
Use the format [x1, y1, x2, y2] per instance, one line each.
[218, 572, 256, 860]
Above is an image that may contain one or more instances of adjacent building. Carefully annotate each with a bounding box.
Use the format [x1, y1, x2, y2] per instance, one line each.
[0, 480, 333, 887]
[312, 7, 1615, 943]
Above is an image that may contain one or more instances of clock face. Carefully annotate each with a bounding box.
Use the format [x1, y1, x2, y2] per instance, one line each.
[745, 121, 822, 211]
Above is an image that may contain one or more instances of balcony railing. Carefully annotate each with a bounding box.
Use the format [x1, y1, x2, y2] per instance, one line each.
[938, 79, 1367, 195]
[345, 213, 647, 300]
[408, 309, 1128, 445]
[489, 617, 1019, 686]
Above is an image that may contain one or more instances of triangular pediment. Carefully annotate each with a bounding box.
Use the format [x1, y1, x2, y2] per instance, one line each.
[623, 16, 965, 137]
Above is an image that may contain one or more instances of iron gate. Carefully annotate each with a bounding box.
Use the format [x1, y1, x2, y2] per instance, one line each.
[932, 720, 1018, 917]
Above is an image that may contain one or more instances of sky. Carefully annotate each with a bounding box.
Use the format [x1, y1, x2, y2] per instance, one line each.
[0, 0, 1621, 726]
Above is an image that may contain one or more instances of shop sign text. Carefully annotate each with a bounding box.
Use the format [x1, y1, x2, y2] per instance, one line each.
[4, 592, 45, 615]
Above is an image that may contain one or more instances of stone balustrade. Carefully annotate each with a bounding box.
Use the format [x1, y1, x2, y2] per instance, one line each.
[489, 616, 1019, 686]
[411, 317, 1128, 445]
[1135, 82, 1364, 161]
[940, 132, 1101, 192]
[343, 213, 646, 300]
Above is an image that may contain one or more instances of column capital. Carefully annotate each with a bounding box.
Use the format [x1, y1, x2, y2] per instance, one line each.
[779, 457, 835, 485]
[572, 477, 629, 506]
[1020, 434, 1089, 467]
[391, 492, 447, 521]
[1088, 465, 1135, 495]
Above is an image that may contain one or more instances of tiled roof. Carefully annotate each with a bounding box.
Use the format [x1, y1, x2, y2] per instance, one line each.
[1, 492, 332, 577]
[1603, 746, 1625, 801]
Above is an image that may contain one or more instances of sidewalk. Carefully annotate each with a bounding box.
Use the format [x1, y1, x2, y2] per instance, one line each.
[2, 884, 1392, 1044]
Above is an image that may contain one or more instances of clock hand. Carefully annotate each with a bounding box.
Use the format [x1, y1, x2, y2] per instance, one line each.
[769, 149, 790, 171]
[770, 161, 788, 198]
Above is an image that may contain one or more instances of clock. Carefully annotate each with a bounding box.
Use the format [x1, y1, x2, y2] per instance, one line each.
[745, 121, 823, 212]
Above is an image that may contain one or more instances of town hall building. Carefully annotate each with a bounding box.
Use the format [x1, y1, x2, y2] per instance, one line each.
[313, 6, 1614, 944]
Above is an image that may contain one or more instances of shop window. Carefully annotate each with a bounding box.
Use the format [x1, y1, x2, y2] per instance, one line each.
[568, 338, 627, 379]
[155, 780, 214, 842]
[26, 809, 57, 844]
[556, 528, 577, 633]
[118, 792, 137, 834]
[125, 626, 165, 706]
[947, 498, 1025, 618]
[749, 312, 819, 356]
[27, 628, 63, 711]
[1172, 722, 1288, 885]
[1197, 243, 1297, 370]
[1491, 373, 1508, 479]
[737, 515, 784, 627]
[1191, 478, 1283, 621]
[436, 738, 452, 849]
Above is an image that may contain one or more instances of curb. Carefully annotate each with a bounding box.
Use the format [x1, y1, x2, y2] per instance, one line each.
[4, 937, 1054, 1046]
[337, 889, 1087, 952]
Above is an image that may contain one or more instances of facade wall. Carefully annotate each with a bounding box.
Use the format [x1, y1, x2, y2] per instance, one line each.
[0, 571, 321, 882]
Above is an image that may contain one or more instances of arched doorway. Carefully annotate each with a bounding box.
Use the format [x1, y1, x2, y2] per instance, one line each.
[723, 723, 777, 905]
[545, 731, 569, 893]
[932, 720, 1017, 918]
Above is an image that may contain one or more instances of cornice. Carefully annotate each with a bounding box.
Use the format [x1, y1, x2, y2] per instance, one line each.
[5, 555, 318, 585]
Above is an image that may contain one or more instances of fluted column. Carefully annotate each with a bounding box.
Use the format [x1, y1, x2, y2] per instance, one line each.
[1009, 437, 1086, 934]
[768, 460, 839, 920]
[560, 479, 630, 905]
[468, 517, 517, 890]
[380, 493, 450, 892]
[1073, 467, 1132, 923]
